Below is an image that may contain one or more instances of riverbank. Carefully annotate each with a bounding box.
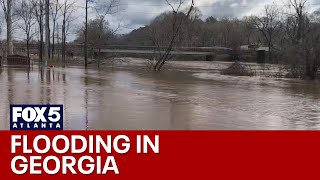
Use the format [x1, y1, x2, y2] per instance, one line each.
[49, 57, 319, 80]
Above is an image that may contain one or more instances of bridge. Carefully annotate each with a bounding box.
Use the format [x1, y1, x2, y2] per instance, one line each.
[93, 49, 224, 55]
[13, 43, 232, 53]
[12, 43, 233, 61]
[91, 46, 232, 61]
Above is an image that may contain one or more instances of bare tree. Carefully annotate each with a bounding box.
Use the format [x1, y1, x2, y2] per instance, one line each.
[60, 0, 76, 67]
[84, 0, 95, 68]
[152, 0, 195, 71]
[1, 0, 14, 56]
[15, 0, 37, 64]
[50, 0, 61, 59]
[44, 0, 50, 66]
[289, 0, 308, 42]
[32, 0, 44, 64]
[77, 18, 116, 45]
[0, 16, 2, 66]
[93, 0, 120, 68]
[94, 0, 120, 18]
[242, 16, 257, 45]
[283, 0, 318, 79]
[219, 18, 229, 47]
[253, 5, 282, 63]
[85, 0, 89, 67]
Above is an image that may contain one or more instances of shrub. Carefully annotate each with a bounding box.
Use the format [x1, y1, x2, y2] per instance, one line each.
[221, 62, 255, 76]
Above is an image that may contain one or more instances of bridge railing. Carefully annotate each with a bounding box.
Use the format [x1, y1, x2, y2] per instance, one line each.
[13, 43, 232, 53]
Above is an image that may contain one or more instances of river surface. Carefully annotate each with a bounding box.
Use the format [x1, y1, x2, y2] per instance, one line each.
[0, 60, 320, 130]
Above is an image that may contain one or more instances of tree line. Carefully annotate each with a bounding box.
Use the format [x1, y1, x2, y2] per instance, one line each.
[110, 0, 319, 78]
[0, 0, 119, 67]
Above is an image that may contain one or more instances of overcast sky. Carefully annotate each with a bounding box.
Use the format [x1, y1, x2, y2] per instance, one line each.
[84, 0, 320, 34]
[86, 0, 273, 34]
[1, 0, 319, 41]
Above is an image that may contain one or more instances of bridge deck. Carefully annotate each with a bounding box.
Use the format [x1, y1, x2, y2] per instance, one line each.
[94, 49, 215, 55]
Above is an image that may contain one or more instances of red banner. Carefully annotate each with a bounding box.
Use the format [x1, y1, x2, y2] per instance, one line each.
[1, 131, 320, 179]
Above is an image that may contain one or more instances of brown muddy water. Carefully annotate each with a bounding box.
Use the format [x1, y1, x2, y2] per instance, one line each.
[0, 60, 320, 130]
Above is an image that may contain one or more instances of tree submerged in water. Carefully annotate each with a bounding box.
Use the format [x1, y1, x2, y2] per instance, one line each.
[151, 0, 195, 71]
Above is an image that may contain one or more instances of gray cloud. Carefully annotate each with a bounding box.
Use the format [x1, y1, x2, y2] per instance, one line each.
[68, 0, 320, 35]
[1, 0, 319, 40]
[114, 0, 319, 29]
[199, 0, 266, 18]
[113, 0, 269, 33]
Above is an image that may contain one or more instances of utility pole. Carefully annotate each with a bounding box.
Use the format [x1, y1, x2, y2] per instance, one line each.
[39, 0, 44, 64]
[84, 0, 88, 68]
[44, 0, 50, 67]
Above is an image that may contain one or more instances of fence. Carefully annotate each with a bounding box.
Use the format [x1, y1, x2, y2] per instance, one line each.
[7, 55, 30, 66]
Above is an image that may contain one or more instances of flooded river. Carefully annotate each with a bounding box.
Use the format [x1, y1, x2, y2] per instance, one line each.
[0, 60, 320, 130]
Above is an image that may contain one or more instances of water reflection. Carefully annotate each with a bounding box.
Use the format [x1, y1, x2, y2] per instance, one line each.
[0, 64, 319, 130]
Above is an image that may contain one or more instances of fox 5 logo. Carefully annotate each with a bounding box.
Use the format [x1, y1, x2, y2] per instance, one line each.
[10, 105, 63, 130]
